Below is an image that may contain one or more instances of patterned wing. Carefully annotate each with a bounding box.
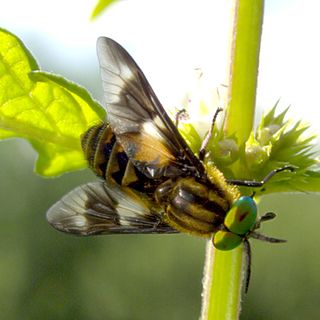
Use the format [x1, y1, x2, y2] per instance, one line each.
[47, 181, 177, 235]
[97, 37, 205, 180]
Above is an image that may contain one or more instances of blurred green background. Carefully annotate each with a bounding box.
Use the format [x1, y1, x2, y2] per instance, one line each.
[1, 141, 320, 319]
[1, 0, 320, 319]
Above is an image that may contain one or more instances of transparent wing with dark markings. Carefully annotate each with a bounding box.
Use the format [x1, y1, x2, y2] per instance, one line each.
[97, 37, 205, 180]
[47, 181, 177, 235]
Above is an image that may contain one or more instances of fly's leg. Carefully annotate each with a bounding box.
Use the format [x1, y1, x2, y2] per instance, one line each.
[227, 165, 295, 187]
[199, 107, 223, 161]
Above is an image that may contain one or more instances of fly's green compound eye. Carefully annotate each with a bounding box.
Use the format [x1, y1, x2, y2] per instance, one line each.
[213, 230, 242, 250]
[225, 196, 257, 235]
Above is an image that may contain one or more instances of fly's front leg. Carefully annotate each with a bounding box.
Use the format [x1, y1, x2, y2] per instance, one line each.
[199, 107, 223, 161]
[227, 165, 295, 187]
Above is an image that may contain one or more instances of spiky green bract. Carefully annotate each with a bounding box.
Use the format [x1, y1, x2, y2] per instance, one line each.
[0, 28, 105, 177]
[184, 103, 320, 195]
[253, 103, 320, 193]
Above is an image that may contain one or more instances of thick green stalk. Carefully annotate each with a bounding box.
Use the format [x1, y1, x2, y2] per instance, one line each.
[224, 0, 264, 142]
[201, 1, 264, 319]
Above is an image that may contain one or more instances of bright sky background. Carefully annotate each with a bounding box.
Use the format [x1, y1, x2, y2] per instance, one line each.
[1, 0, 319, 141]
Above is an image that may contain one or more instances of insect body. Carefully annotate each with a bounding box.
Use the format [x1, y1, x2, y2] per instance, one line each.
[78, 120, 240, 241]
[47, 37, 289, 254]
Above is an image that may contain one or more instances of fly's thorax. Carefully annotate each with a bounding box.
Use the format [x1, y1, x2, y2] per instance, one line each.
[155, 177, 231, 237]
[205, 162, 241, 204]
[81, 122, 115, 178]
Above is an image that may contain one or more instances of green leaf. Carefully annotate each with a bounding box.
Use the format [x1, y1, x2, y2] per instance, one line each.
[91, 0, 119, 20]
[0, 28, 105, 177]
[31, 139, 88, 177]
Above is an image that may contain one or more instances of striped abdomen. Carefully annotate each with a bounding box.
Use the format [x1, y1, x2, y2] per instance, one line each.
[81, 123, 161, 194]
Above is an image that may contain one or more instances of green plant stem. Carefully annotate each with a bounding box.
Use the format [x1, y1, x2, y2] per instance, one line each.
[201, 1, 264, 319]
[224, 0, 264, 143]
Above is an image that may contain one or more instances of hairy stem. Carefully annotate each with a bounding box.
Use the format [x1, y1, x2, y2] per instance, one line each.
[201, 0, 264, 319]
